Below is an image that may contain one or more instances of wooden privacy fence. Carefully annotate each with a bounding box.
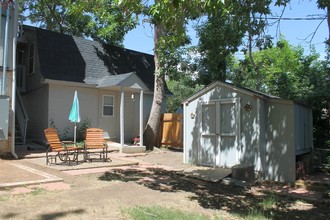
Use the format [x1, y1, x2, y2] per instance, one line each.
[159, 113, 183, 148]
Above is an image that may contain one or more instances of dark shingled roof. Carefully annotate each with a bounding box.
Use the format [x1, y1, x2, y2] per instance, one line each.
[34, 26, 167, 92]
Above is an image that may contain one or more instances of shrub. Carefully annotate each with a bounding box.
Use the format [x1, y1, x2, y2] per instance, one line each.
[76, 118, 91, 142]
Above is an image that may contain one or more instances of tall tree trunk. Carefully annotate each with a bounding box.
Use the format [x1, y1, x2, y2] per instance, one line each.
[144, 23, 165, 150]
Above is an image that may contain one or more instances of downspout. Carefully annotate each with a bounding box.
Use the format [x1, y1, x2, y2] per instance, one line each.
[139, 89, 143, 147]
[183, 102, 186, 163]
[1, 2, 10, 95]
[120, 87, 125, 152]
[11, 0, 18, 159]
[0, 3, 2, 62]
[0, 4, 2, 93]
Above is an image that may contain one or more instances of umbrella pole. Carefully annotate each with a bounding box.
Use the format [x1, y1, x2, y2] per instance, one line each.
[74, 123, 77, 144]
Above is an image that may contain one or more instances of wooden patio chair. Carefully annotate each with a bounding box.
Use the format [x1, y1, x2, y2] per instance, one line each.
[44, 128, 82, 165]
[84, 128, 110, 162]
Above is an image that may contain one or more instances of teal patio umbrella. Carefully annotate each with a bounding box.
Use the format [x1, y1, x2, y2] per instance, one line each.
[69, 91, 81, 143]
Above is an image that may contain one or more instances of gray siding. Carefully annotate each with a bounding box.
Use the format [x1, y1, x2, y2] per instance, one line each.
[21, 78, 155, 144]
[239, 93, 261, 168]
[0, 16, 3, 66]
[20, 29, 45, 92]
[259, 99, 267, 174]
[131, 92, 154, 140]
[98, 89, 120, 141]
[49, 84, 99, 139]
[22, 85, 49, 140]
[265, 100, 296, 182]
[124, 92, 136, 141]
[294, 103, 313, 154]
[183, 97, 199, 165]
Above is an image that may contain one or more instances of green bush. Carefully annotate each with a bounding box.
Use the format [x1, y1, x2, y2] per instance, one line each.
[49, 118, 70, 140]
[49, 118, 91, 141]
[76, 118, 91, 142]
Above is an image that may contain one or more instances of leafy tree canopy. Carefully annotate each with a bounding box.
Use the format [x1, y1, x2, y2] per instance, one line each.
[166, 47, 204, 113]
[232, 37, 314, 99]
[194, 0, 278, 85]
[21, 0, 138, 45]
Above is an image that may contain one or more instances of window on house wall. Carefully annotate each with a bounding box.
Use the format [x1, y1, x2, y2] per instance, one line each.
[28, 43, 34, 74]
[103, 95, 114, 117]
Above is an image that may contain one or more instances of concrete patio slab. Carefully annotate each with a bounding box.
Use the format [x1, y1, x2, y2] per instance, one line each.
[0, 161, 62, 188]
[27, 156, 139, 172]
[107, 141, 146, 153]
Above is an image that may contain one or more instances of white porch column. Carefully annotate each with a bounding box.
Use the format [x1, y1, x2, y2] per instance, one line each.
[120, 87, 125, 152]
[183, 102, 186, 163]
[139, 89, 144, 146]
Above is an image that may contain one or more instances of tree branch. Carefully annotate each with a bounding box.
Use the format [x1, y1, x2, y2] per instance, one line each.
[46, 3, 64, 33]
[274, 5, 287, 40]
[307, 17, 326, 48]
[248, 31, 261, 90]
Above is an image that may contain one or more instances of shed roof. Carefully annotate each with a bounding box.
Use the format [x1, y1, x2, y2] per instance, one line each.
[183, 81, 280, 104]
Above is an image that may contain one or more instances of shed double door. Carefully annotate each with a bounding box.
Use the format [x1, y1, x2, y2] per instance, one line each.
[199, 99, 240, 167]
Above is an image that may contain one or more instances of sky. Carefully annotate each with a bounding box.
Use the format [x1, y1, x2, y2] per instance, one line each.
[123, 1, 329, 58]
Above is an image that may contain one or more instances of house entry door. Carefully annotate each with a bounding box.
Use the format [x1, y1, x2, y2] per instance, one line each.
[199, 99, 240, 167]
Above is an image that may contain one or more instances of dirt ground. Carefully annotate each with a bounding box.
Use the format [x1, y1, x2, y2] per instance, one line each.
[0, 148, 330, 220]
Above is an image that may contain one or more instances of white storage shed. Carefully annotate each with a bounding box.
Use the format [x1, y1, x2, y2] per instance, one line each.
[183, 81, 313, 183]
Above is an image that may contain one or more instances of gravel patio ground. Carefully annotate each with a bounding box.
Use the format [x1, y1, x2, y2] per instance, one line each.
[0, 146, 330, 219]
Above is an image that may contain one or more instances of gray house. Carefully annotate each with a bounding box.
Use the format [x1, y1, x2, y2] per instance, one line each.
[15, 25, 169, 149]
[182, 81, 313, 183]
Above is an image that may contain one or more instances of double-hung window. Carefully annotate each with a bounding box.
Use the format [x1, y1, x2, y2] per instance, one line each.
[103, 95, 114, 117]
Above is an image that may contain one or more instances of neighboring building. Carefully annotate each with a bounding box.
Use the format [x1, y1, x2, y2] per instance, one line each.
[0, 1, 19, 157]
[13, 25, 169, 151]
[183, 81, 313, 183]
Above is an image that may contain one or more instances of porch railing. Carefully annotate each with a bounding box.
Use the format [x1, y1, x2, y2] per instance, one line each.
[16, 90, 28, 144]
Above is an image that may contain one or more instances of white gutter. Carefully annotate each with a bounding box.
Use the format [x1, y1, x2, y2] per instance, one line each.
[120, 87, 125, 152]
[183, 102, 186, 163]
[11, 1, 18, 159]
[1, 3, 10, 95]
[0, 3, 2, 56]
[139, 89, 143, 147]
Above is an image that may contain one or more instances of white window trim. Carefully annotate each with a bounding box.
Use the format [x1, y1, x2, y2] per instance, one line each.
[102, 95, 114, 117]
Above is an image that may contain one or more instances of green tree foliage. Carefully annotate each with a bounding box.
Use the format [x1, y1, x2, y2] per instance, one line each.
[196, 14, 243, 84]
[25, 0, 307, 149]
[196, 0, 274, 85]
[166, 76, 203, 113]
[115, 0, 227, 148]
[21, 0, 138, 45]
[165, 47, 204, 113]
[307, 48, 330, 149]
[22, 0, 228, 148]
[233, 38, 305, 100]
[234, 38, 330, 148]
[21, 0, 92, 36]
